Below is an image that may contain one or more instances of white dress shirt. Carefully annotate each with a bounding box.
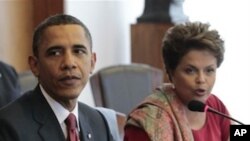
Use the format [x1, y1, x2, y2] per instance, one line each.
[40, 85, 80, 139]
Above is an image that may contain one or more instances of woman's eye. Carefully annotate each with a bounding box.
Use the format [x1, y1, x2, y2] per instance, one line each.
[185, 68, 195, 74]
[206, 68, 215, 74]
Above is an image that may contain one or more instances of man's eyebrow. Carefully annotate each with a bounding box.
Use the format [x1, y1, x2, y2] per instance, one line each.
[73, 44, 87, 49]
[46, 46, 62, 52]
[73, 44, 90, 52]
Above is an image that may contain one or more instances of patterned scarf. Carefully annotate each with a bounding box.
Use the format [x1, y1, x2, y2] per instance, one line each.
[126, 84, 194, 141]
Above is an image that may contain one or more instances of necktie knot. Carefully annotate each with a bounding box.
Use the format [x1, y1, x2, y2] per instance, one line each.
[65, 113, 79, 141]
[65, 113, 77, 130]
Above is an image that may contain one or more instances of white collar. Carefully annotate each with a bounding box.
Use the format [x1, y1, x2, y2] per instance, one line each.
[39, 84, 80, 130]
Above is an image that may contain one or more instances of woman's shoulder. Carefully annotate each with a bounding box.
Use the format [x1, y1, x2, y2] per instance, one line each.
[149, 83, 176, 101]
[127, 83, 177, 127]
[206, 94, 228, 112]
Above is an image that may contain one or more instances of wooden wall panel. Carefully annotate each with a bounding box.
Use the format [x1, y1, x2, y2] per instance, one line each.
[0, 0, 63, 73]
[33, 0, 64, 28]
[131, 23, 173, 82]
[0, 0, 33, 72]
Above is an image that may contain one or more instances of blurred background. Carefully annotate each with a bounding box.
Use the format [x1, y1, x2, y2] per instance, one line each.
[0, 0, 249, 124]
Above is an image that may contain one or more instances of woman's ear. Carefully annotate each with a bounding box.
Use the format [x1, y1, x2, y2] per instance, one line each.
[166, 69, 173, 82]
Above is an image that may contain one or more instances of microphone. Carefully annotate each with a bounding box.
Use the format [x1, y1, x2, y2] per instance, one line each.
[188, 100, 244, 125]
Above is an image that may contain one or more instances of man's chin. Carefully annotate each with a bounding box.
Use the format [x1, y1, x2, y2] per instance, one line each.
[59, 89, 81, 99]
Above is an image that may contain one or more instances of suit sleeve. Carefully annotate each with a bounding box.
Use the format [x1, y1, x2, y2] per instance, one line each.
[0, 118, 19, 141]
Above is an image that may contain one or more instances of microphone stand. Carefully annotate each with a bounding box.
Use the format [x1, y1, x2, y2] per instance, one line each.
[207, 107, 245, 125]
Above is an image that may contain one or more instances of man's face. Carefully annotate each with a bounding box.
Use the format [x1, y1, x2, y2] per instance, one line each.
[29, 24, 96, 105]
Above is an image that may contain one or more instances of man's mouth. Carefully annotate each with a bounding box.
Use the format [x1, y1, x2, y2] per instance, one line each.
[59, 75, 81, 86]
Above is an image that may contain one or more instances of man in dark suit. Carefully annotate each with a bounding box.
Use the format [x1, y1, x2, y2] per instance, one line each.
[0, 61, 21, 108]
[0, 14, 113, 141]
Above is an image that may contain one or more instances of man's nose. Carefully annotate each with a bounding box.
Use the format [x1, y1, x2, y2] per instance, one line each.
[61, 52, 76, 70]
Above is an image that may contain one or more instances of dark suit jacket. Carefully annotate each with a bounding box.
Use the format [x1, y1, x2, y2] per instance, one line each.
[0, 86, 113, 141]
[0, 61, 21, 108]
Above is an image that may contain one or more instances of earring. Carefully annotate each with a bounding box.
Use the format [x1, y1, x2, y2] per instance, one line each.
[171, 83, 175, 89]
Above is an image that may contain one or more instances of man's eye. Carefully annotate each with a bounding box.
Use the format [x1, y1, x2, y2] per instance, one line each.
[48, 50, 61, 56]
[74, 49, 86, 54]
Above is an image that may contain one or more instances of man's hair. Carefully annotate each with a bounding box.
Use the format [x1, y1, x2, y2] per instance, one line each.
[32, 14, 92, 57]
[162, 22, 225, 77]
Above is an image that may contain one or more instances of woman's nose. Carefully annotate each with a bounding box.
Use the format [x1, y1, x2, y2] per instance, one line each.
[196, 72, 206, 84]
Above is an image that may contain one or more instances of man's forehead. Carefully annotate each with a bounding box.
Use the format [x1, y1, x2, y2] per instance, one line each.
[42, 25, 88, 41]
[39, 26, 90, 49]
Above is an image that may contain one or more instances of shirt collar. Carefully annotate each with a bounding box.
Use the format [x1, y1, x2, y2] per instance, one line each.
[39, 84, 80, 129]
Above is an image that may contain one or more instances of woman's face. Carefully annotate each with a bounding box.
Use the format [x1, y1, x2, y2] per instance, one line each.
[171, 49, 217, 105]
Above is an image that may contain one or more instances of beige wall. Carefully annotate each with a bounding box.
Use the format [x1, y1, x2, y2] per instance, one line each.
[0, 0, 33, 73]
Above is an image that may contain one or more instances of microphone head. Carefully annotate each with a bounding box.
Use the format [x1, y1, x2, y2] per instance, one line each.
[188, 100, 206, 112]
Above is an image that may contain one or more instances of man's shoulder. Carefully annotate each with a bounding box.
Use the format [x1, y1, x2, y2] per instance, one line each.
[77, 102, 113, 140]
[0, 61, 16, 74]
[0, 61, 11, 69]
[78, 102, 101, 116]
[0, 90, 35, 116]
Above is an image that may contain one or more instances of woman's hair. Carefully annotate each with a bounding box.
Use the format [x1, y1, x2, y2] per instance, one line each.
[32, 14, 92, 57]
[162, 22, 224, 78]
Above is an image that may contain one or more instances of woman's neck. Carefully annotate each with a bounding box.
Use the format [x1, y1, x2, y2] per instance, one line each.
[185, 107, 206, 130]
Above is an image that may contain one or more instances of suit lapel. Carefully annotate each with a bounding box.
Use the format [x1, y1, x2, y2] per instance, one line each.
[31, 86, 65, 141]
[38, 118, 65, 141]
[79, 105, 94, 141]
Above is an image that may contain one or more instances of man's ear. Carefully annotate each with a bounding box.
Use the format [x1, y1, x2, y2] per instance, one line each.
[90, 52, 96, 74]
[28, 56, 39, 77]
